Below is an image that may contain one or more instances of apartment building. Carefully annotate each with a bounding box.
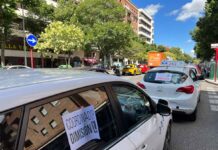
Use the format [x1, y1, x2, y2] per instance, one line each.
[1, 0, 97, 67]
[118, 0, 138, 33]
[138, 9, 154, 44]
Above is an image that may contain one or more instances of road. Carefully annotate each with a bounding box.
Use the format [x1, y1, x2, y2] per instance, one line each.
[121, 75, 218, 150]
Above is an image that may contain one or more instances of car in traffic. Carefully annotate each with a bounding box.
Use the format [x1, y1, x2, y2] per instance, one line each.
[122, 64, 141, 76]
[137, 62, 202, 121]
[2, 65, 31, 69]
[0, 69, 171, 150]
[137, 64, 149, 74]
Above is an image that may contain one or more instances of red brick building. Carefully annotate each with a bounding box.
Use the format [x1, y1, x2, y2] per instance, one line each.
[118, 0, 138, 33]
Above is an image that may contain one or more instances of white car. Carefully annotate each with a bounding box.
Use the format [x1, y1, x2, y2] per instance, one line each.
[138, 66, 202, 121]
[0, 69, 171, 150]
[2, 65, 31, 69]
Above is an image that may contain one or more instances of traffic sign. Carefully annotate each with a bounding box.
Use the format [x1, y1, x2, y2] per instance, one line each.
[211, 43, 218, 49]
[26, 34, 38, 47]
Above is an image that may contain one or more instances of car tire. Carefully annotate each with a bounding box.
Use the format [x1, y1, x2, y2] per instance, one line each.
[163, 123, 171, 150]
[122, 72, 125, 75]
[189, 108, 197, 121]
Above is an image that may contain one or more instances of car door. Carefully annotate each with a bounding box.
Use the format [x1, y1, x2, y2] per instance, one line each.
[109, 83, 168, 150]
[189, 70, 200, 100]
[18, 85, 123, 150]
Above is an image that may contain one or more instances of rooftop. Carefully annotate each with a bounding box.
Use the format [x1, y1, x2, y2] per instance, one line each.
[0, 69, 124, 112]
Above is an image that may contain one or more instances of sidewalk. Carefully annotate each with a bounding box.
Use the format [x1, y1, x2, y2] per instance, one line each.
[205, 78, 218, 85]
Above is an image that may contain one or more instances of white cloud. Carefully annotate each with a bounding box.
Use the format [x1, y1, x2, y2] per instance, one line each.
[144, 4, 163, 17]
[187, 39, 193, 43]
[175, 0, 206, 21]
[168, 9, 179, 16]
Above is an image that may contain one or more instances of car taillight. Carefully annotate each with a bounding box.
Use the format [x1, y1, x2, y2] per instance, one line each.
[176, 85, 194, 94]
[137, 82, 146, 89]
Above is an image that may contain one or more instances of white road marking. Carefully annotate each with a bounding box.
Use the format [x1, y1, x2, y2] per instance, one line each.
[207, 87, 218, 112]
[210, 105, 218, 111]
[208, 95, 218, 99]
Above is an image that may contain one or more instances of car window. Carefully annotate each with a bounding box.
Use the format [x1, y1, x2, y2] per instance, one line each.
[112, 85, 152, 129]
[0, 107, 22, 150]
[190, 70, 197, 82]
[144, 70, 188, 84]
[24, 87, 118, 150]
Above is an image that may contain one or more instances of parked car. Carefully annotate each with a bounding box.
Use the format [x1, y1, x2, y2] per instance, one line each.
[0, 69, 171, 150]
[138, 63, 202, 121]
[58, 64, 72, 69]
[122, 64, 141, 76]
[137, 64, 149, 74]
[2, 65, 31, 69]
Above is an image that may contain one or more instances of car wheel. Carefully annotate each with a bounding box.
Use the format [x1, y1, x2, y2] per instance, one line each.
[163, 124, 171, 150]
[122, 72, 125, 75]
[189, 108, 197, 121]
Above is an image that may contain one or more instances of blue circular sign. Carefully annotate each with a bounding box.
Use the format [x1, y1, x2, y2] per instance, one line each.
[26, 34, 38, 47]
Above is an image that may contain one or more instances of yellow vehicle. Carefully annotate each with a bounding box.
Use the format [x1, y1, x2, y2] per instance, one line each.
[122, 64, 141, 75]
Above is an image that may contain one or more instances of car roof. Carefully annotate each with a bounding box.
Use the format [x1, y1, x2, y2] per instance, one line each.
[149, 66, 190, 74]
[0, 69, 127, 112]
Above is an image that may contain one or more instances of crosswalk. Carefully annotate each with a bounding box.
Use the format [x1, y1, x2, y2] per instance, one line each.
[207, 87, 218, 112]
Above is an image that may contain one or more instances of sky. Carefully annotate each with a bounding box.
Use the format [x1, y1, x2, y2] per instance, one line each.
[131, 0, 206, 56]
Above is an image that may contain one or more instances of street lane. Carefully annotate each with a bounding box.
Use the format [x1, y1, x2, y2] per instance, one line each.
[120, 75, 218, 150]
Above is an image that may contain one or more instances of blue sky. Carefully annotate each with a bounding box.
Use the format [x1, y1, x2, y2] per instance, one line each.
[131, 0, 206, 56]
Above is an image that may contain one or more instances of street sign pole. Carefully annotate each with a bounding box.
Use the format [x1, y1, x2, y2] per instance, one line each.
[26, 34, 38, 68]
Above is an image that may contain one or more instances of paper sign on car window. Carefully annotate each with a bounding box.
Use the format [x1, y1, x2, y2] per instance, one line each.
[155, 73, 172, 81]
[62, 105, 100, 150]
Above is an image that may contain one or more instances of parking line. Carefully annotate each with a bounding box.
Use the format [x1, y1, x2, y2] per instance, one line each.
[208, 92, 217, 95]
[209, 100, 218, 104]
[209, 95, 218, 99]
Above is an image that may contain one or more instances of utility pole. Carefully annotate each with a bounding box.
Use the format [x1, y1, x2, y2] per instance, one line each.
[22, 3, 27, 66]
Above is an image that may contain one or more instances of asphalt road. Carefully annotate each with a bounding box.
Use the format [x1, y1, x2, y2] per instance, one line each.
[120, 75, 218, 150]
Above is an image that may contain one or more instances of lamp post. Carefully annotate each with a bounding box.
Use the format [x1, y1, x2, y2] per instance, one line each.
[211, 43, 218, 82]
[21, 3, 27, 66]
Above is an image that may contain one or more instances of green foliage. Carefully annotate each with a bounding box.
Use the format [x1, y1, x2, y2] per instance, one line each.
[74, 0, 125, 27]
[54, 0, 77, 23]
[191, 0, 218, 60]
[36, 21, 84, 60]
[0, 0, 17, 66]
[24, 0, 55, 34]
[90, 22, 133, 55]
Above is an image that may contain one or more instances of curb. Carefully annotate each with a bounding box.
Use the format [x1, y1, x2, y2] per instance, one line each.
[205, 79, 218, 85]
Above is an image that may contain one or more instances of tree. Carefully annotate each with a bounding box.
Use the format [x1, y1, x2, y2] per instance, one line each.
[0, 0, 17, 67]
[74, 0, 127, 66]
[36, 21, 84, 67]
[53, 0, 78, 23]
[191, 0, 218, 60]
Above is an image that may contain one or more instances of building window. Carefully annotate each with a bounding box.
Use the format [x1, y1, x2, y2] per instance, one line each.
[39, 107, 48, 116]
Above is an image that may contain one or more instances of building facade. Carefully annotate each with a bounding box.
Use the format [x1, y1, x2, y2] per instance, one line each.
[138, 9, 154, 44]
[118, 0, 138, 33]
[0, 0, 98, 68]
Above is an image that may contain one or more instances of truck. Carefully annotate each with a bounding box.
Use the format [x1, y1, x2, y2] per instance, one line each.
[148, 52, 166, 68]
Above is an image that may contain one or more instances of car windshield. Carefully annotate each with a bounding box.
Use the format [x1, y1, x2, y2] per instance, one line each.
[144, 70, 188, 84]
[125, 65, 133, 69]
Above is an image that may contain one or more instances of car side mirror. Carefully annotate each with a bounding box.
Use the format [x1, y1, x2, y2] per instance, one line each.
[158, 99, 168, 106]
[157, 101, 171, 116]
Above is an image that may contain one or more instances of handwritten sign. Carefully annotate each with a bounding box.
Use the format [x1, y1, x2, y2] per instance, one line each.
[62, 105, 100, 150]
[155, 73, 172, 81]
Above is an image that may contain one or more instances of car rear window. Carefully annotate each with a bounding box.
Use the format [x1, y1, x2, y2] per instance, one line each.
[144, 70, 187, 84]
[0, 107, 22, 150]
[124, 65, 133, 69]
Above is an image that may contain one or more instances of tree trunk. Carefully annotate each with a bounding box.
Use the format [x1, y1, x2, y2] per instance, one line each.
[109, 54, 113, 69]
[1, 39, 5, 67]
[104, 55, 107, 67]
[67, 52, 71, 69]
